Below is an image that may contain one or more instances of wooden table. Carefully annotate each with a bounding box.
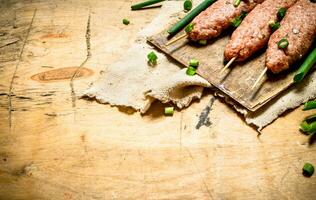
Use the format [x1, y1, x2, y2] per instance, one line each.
[0, 1, 315, 199]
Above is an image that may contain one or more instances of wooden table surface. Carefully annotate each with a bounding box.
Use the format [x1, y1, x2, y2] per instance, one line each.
[0, 1, 315, 199]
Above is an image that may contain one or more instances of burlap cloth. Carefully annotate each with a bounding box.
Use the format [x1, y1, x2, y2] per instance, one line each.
[83, 1, 316, 131]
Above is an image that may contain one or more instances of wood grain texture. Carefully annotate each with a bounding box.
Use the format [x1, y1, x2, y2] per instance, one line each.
[148, 25, 313, 112]
[0, 1, 315, 199]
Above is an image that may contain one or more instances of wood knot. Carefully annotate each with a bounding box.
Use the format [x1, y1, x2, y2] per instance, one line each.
[40, 33, 68, 39]
[31, 67, 93, 82]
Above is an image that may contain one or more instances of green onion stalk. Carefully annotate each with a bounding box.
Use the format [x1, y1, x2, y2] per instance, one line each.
[167, 0, 216, 36]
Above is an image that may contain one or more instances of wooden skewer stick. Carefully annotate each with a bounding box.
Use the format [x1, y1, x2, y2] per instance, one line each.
[251, 67, 268, 90]
[220, 57, 237, 74]
[165, 33, 187, 46]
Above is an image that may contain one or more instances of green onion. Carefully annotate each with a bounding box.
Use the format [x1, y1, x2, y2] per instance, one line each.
[300, 113, 316, 134]
[122, 19, 130, 25]
[230, 12, 247, 28]
[277, 7, 287, 20]
[300, 121, 310, 133]
[164, 107, 174, 115]
[233, 0, 241, 7]
[277, 38, 289, 49]
[167, 0, 216, 36]
[198, 40, 207, 45]
[303, 163, 314, 177]
[131, 0, 165, 10]
[186, 66, 196, 76]
[300, 120, 316, 135]
[185, 23, 194, 33]
[303, 100, 316, 111]
[184, 0, 193, 11]
[189, 58, 199, 68]
[269, 21, 280, 32]
[230, 17, 242, 27]
[147, 51, 158, 65]
[294, 47, 316, 83]
[307, 121, 316, 134]
[305, 114, 316, 124]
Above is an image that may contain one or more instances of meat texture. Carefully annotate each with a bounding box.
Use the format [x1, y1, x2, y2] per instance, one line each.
[188, 0, 264, 41]
[266, 0, 316, 73]
[224, 0, 298, 61]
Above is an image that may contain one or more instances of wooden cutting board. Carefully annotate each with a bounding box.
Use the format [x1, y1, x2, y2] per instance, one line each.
[148, 27, 299, 112]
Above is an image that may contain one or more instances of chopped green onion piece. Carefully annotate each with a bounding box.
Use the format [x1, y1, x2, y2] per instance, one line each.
[307, 121, 316, 134]
[164, 107, 174, 115]
[294, 47, 316, 83]
[233, 0, 241, 7]
[184, 0, 193, 11]
[185, 23, 194, 33]
[269, 21, 280, 32]
[123, 19, 130, 25]
[231, 17, 242, 27]
[277, 7, 286, 20]
[300, 120, 316, 135]
[277, 38, 289, 49]
[303, 163, 314, 177]
[131, 0, 165, 10]
[300, 121, 311, 133]
[303, 100, 316, 110]
[305, 114, 316, 124]
[198, 40, 207, 45]
[147, 51, 158, 65]
[189, 58, 199, 68]
[186, 66, 196, 76]
[230, 12, 247, 28]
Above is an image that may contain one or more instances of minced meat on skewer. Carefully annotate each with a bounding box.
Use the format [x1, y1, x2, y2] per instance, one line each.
[224, 0, 298, 62]
[188, 0, 264, 41]
[266, 0, 316, 73]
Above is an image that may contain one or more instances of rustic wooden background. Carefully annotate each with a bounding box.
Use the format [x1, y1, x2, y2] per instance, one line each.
[0, 0, 315, 199]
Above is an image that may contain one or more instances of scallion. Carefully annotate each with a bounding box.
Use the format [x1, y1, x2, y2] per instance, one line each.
[185, 23, 194, 33]
[300, 120, 316, 135]
[303, 100, 316, 111]
[189, 58, 199, 68]
[233, 0, 241, 7]
[269, 21, 280, 32]
[147, 51, 158, 65]
[167, 0, 215, 36]
[300, 121, 311, 133]
[186, 66, 196, 76]
[277, 7, 286, 20]
[303, 163, 314, 177]
[277, 38, 289, 49]
[307, 122, 316, 134]
[294, 47, 316, 83]
[198, 40, 207, 45]
[123, 19, 130, 25]
[305, 114, 316, 124]
[184, 0, 193, 11]
[131, 0, 165, 10]
[230, 12, 247, 28]
[164, 107, 174, 115]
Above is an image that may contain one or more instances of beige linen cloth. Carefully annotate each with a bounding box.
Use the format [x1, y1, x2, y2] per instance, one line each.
[84, 1, 316, 130]
[84, 1, 211, 113]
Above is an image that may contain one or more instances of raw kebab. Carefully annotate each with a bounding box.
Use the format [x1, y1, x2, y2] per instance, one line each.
[266, 0, 316, 73]
[224, 0, 298, 62]
[188, 0, 265, 41]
